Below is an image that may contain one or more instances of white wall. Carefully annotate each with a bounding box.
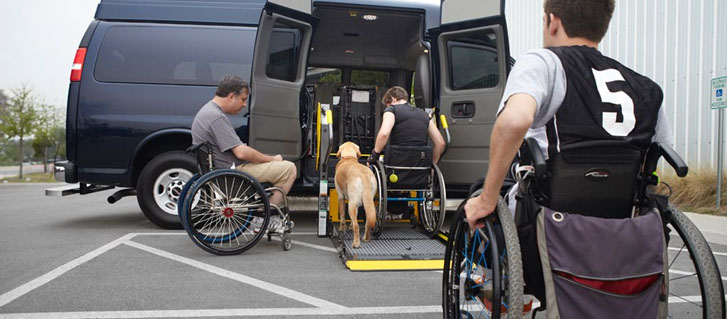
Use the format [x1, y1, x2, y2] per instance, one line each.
[505, 0, 727, 170]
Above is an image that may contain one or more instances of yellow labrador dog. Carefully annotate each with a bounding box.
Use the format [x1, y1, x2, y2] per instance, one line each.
[335, 141, 377, 248]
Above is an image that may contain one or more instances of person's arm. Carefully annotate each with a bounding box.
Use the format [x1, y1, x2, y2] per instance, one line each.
[231, 144, 282, 163]
[428, 117, 445, 164]
[465, 93, 536, 229]
[373, 111, 395, 153]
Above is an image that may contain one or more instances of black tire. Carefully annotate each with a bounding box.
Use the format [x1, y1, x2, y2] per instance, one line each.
[420, 164, 446, 238]
[443, 195, 524, 319]
[371, 161, 387, 238]
[180, 169, 269, 255]
[137, 151, 197, 229]
[667, 208, 725, 319]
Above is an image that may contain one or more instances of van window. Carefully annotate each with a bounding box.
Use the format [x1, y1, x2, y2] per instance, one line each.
[351, 70, 389, 87]
[266, 24, 302, 82]
[447, 32, 499, 90]
[95, 25, 255, 85]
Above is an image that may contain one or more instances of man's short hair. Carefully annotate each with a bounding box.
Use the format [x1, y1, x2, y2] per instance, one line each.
[381, 86, 409, 106]
[215, 76, 249, 97]
[544, 0, 615, 43]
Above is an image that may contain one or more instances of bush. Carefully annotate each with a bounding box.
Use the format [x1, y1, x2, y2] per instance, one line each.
[660, 167, 727, 216]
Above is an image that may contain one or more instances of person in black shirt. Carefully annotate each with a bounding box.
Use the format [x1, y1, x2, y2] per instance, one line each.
[368, 86, 445, 164]
[465, 0, 672, 229]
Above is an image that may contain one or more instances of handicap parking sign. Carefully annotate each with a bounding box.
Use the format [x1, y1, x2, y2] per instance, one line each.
[713, 76, 727, 109]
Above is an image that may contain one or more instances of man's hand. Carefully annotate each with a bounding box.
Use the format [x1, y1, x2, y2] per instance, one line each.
[367, 150, 379, 164]
[271, 154, 283, 162]
[464, 194, 496, 230]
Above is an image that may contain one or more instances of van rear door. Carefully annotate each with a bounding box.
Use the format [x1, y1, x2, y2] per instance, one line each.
[429, 0, 510, 185]
[248, 1, 317, 159]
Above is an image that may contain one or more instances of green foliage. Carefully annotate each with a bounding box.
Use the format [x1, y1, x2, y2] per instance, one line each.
[0, 85, 43, 177]
[351, 70, 388, 87]
[32, 104, 65, 165]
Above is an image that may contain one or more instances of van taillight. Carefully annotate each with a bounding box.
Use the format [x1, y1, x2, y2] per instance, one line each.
[70, 48, 87, 82]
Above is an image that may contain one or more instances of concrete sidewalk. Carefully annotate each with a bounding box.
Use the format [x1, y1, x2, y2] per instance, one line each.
[683, 212, 727, 246]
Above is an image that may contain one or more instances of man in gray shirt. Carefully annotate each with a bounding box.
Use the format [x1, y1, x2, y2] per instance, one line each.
[191, 76, 296, 208]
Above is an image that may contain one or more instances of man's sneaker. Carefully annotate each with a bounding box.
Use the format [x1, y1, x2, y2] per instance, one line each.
[268, 215, 284, 233]
[251, 217, 264, 234]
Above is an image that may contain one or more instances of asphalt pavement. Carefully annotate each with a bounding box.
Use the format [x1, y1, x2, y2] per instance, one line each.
[0, 183, 725, 318]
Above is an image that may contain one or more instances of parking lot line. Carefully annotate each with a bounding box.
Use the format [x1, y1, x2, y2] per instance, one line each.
[0, 305, 443, 319]
[123, 240, 346, 310]
[0, 234, 134, 308]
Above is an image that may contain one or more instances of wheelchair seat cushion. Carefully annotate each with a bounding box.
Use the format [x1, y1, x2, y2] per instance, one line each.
[384, 144, 432, 189]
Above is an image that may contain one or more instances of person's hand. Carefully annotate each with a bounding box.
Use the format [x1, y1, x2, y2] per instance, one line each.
[367, 150, 379, 164]
[464, 195, 495, 230]
[272, 154, 283, 162]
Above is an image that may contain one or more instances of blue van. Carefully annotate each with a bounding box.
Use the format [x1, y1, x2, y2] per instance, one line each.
[50, 0, 511, 229]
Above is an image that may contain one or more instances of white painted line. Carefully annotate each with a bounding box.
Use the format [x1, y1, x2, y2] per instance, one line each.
[668, 246, 727, 257]
[269, 237, 337, 253]
[0, 305, 442, 318]
[668, 295, 727, 304]
[0, 234, 136, 308]
[670, 269, 727, 281]
[122, 240, 345, 310]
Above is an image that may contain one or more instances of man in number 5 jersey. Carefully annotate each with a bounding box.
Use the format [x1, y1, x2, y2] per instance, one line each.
[465, 0, 673, 228]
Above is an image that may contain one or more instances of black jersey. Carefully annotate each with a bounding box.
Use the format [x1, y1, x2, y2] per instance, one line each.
[545, 46, 663, 157]
[385, 103, 429, 146]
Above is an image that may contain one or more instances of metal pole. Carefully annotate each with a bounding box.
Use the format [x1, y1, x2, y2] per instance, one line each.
[718, 108, 724, 208]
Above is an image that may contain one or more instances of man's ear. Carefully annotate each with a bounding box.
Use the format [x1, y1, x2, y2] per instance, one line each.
[548, 13, 559, 37]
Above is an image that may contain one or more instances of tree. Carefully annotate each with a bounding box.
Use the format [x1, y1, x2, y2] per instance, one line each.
[32, 104, 65, 172]
[0, 85, 42, 179]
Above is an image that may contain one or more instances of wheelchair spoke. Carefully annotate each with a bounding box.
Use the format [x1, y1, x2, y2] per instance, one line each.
[668, 244, 686, 270]
[668, 291, 704, 308]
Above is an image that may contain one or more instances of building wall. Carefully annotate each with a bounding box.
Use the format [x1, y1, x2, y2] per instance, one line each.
[505, 0, 727, 170]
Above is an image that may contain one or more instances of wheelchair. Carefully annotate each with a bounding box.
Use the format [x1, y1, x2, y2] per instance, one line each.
[442, 139, 725, 319]
[177, 142, 293, 255]
[370, 144, 447, 238]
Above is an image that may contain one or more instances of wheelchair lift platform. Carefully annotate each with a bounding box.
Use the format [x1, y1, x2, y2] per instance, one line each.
[331, 224, 446, 271]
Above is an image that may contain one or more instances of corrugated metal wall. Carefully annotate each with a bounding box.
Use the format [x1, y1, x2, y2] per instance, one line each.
[505, 0, 727, 170]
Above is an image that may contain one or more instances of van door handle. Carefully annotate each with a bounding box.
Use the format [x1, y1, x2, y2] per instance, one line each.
[451, 101, 475, 118]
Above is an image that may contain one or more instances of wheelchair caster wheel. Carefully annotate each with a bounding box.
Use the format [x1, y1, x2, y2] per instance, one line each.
[282, 235, 292, 251]
[267, 233, 272, 242]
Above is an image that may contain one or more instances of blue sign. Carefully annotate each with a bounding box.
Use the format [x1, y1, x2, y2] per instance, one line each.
[718, 89, 723, 98]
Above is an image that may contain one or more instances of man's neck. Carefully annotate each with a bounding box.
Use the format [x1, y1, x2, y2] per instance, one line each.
[211, 96, 228, 113]
[553, 37, 599, 49]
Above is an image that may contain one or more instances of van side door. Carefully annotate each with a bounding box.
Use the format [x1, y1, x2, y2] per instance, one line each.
[248, 1, 317, 159]
[429, 0, 510, 185]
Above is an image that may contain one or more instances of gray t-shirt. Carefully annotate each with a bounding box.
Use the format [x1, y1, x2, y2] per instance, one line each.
[496, 48, 673, 158]
[191, 101, 245, 168]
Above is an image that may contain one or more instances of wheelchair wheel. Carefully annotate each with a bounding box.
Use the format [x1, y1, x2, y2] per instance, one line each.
[371, 161, 387, 238]
[666, 207, 725, 319]
[179, 169, 270, 255]
[420, 163, 446, 238]
[443, 195, 524, 319]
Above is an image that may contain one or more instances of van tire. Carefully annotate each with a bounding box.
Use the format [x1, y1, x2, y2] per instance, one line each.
[137, 151, 197, 229]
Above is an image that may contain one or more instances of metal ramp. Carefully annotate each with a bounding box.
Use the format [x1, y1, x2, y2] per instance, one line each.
[331, 224, 446, 271]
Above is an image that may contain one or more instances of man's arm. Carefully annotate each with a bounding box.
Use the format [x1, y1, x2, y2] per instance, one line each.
[465, 93, 536, 229]
[428, 117, 445, 164]
[231, 144, 282, 163]
[373, 112, 395, 153]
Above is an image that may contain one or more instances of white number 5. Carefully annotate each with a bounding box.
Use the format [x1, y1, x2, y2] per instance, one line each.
[592, 68, 635, 136]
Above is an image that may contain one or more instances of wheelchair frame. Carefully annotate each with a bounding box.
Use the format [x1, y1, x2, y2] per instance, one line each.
[370, 158, 447, 239]
[442, 139, 726, 319]
[176, 142, 293, 255]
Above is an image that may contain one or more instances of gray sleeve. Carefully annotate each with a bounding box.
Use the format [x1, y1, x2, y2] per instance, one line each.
[652, 106, 673, 147]
[496, 49, 566, 128]
[210, 117, 243, 152]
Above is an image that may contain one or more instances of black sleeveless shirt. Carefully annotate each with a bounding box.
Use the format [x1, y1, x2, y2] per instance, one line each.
[545, 46, 663, 157]
[385, 103, 429, 146]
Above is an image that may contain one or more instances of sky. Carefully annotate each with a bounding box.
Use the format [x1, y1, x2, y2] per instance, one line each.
[0, 0, 99, 108]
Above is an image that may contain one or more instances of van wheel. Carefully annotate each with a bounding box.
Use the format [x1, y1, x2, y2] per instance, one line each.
[137, 151, 196, 229]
